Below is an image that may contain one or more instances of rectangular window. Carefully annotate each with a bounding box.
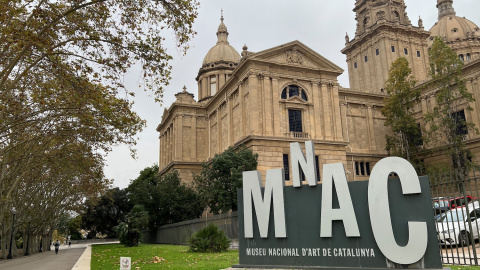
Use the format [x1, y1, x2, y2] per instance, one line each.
[391, 46, 395, 53]
[210, 76, 217, 95]
[417, 50, 421, 57]
[283, 154, 290, 181]
[366, 162, 371, 175]
[364, 55, 368, 62]
[376, 48, 379, 56]
[360, 162, 365, 175]
[451, 110, 468, 136]
[414, 123, 423, 146]
[355, 161, 360, 175]
[288, 110, 303, 133]
[404, 48, 408, 55]
[354, 62, 357, 69]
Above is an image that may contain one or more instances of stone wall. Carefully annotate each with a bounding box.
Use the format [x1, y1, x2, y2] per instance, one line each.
[142, 212, 238, 245]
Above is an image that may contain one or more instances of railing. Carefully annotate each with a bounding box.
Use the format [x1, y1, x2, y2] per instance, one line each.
[285, 132, 309, 138]
[430, 168, 480, 266]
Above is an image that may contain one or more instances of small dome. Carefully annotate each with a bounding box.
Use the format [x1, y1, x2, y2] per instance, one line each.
[429, 16, 480, 44]
[202, 14, 240, 65]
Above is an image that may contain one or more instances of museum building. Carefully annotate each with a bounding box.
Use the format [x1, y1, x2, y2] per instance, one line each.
[156, 0, 480, 185]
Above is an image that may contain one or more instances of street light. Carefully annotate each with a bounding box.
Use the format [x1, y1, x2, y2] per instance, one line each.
[7, 207, 17, 259]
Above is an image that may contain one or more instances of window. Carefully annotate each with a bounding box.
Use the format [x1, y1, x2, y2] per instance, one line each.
[289, 110, 303, 133]
[354, 62, 358, 69]
[466, 53, 471, 61]
[283, 154, 290, 180]
[417, 50, 421, 57]
[459, 54, 465, 62]
[355, 161, 371, 176]
[451, 110, 468, 136]
[281, 85, 308, 101]
[414, 123, 423, 146]
[404, 48, 408, 55]
[376, 49, 379, 56]
[365, 55, 368, 62]
[391, 46, 395, 53]
[210, 76, 217, 95]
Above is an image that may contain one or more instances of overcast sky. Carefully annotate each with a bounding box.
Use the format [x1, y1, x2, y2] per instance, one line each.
[105, 0, 479, 189]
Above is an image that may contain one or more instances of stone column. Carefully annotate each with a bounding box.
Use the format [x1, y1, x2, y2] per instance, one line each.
[239, 83, 246, 137]
[191, 116, 197, 160]
[321, 82, 333, 140]
[229, 97, 233, 146]
[366, 105, 376, 151]
[332, 83, 343, 140]
[312, 82, 321, 139]
[176, 116, 183, 160]
[272, 78, 280, 136]
[217, 108, 221, 154]
[264, 76, 273, 136]
[467, 79, 480, 132]
[249, 74, 262, 135]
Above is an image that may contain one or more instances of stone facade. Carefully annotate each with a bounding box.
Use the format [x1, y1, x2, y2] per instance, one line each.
[157, 0, 480, 185]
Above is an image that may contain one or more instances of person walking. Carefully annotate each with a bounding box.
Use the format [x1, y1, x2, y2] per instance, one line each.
[54, 240, 60, 254]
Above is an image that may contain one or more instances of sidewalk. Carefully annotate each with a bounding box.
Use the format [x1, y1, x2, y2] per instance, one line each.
[0, 241, 118, 270]
[0, 244, 87, 270]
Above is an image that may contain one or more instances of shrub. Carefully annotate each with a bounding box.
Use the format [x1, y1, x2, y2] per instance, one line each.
[188, 224, 230, 253]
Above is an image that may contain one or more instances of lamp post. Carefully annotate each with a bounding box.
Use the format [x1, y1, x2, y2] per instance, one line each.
[7, 207, 17, 259]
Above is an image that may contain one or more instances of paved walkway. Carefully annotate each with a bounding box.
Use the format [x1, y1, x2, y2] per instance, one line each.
[0, 244, 88, 270]
[0, 241, 118, 270]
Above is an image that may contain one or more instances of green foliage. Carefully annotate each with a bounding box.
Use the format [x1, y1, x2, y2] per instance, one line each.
[127, 166, 203, 229]
[91, 244, 239, 270]
[188, 224, 230, 253]
[424, 37, 477, 176]
[382, 57, 423, 173]
[115, 204, 149, 247]
[0, 0, 199, 248]
[83, 187, 132, 238]
[194, 145, 258, 213]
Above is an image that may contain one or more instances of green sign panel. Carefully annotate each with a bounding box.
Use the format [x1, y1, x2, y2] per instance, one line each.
[235, 142, 443, 269]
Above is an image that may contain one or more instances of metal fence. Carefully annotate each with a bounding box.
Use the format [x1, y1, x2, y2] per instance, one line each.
[430, 168, 480, 265]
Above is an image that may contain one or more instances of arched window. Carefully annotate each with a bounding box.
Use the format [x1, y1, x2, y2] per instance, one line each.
[459, 54, 464, 62]
[281, 85, 308, 101]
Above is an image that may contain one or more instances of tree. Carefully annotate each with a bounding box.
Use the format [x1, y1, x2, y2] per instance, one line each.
[127, 166, 203, 229]
[82, 187, 132, 238]
[115, 204, 148, 247]
[0, 0, 199, 254]
[194, 145, 258, 214]
[424, 37, 477, 177]
[381, 57, 423, 172]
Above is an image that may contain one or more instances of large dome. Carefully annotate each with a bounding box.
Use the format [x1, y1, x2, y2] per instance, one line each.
[429, 0, 480, 46]
[429, 16, 480, 44]
[202, 16, 240, 65]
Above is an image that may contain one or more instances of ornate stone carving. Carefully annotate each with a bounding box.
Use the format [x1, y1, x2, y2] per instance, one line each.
[286, 46, 304, 65]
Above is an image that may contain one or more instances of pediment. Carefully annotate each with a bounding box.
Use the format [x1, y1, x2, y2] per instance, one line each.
[247, 41, 343, 75]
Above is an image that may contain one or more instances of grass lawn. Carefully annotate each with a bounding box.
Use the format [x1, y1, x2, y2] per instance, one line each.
[91, 244, 480, 270]
[91, 244, 238, 270]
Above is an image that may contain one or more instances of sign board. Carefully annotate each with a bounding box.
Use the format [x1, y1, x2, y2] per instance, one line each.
[235, 141, 443, 269]
[120, 257, 131, 270]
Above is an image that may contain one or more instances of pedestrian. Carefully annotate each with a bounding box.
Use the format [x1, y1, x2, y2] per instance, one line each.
[54, 240, 60, 254]
[68, 241, 71, 248]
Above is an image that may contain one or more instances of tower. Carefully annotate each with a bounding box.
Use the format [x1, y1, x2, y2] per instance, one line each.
[196, 13, 241, 101]
[342, 0, 430, 93]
